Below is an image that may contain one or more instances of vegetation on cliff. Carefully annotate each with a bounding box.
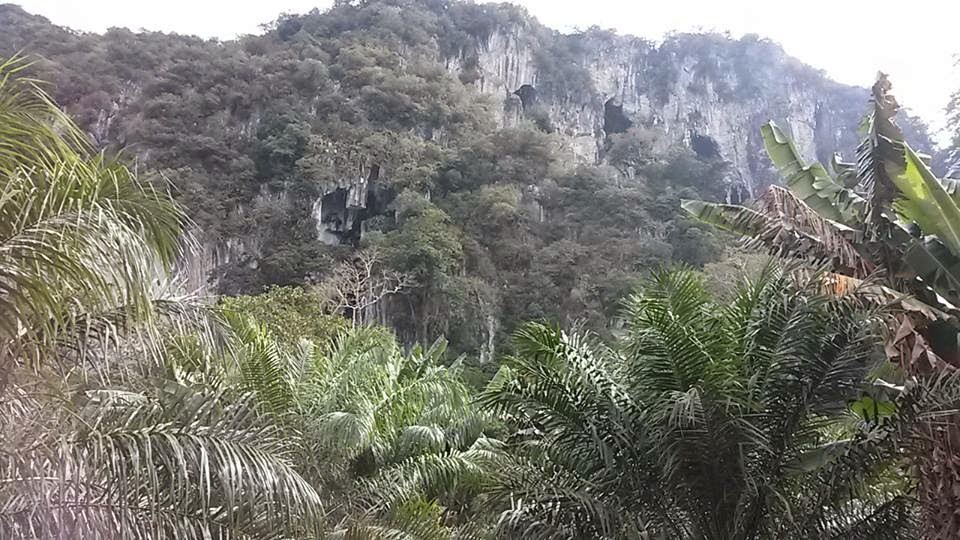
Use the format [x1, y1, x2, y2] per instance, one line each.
[0, 0, 744, 357]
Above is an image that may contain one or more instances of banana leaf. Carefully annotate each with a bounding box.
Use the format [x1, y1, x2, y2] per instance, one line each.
[761, 121, 862, 223]
[888, 144, 960, 256]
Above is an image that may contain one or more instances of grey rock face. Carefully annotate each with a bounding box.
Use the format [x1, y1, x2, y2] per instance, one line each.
[450, 26, 867, 199]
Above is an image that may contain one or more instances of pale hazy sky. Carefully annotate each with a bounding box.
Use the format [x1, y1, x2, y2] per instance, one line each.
[13, 0, 960, 144]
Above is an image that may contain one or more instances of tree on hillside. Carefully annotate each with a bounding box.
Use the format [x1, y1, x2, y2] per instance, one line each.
[316, 247, 414, 327]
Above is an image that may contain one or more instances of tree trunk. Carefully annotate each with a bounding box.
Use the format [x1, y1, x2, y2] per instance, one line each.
[918, 419, 960, 539]
[893, 321, 960, 539]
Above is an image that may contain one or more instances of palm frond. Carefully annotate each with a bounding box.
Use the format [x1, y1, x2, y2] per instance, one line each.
[485, 268, 916, 539]
[0, 55, 190, 378]
[825, 496, 919, 540]
[856, 74, 905, 230]
[683, 186, 873, 279]
[0, 384, 323, 539]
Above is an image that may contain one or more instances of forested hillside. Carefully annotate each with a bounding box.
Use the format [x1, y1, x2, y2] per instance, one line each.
[0, 0, 938, 360]
[8, 1, 960, 537]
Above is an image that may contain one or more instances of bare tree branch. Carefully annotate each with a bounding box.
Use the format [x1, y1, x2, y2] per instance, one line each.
[317, 247, 414, 327]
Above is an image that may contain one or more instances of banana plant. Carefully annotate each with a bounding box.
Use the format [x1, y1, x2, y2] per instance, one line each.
[683, 75, 960, 368]
[684, 74, 960, 540]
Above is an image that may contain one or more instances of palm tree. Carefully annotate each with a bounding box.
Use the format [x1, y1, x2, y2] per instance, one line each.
[683, 75, 960, 538]
[0, 54, 186, 384]
[481, 267, 927, 539]
[1, 381, 324, 538]
[225, 315, 498, 538]
[0, 56, 323, 538]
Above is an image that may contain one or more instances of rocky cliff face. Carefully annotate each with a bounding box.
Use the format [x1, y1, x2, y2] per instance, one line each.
[447, 25, 867, 201]
[0, 1, 876, 221]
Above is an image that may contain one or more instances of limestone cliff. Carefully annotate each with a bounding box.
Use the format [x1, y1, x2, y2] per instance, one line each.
[447, 25, 867, 201]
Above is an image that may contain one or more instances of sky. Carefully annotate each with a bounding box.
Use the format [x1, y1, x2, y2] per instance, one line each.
[13, 0, 960, 144]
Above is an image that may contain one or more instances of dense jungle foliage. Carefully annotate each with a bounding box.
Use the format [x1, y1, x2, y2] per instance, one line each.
[1, 61, 955, 533]
[3, 0, 945, 361]
[4, 1, 960, 536]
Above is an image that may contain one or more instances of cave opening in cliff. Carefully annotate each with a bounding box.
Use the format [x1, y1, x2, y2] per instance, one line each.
[513, 84, 538, 109]
[346, 183, 393, 247]
[603, 98, 632, 134]
[691, 133, 720, 159]
[320, 189, 349, 233]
